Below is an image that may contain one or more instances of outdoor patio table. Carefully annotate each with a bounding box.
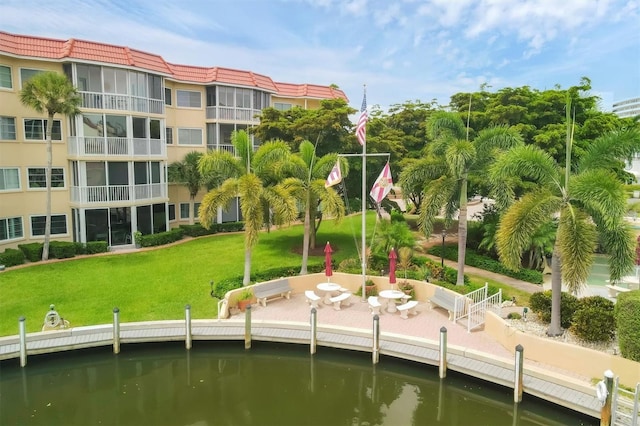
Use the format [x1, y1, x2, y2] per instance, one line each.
[317, 282, 342, 305]
[378, 290, 406, 313]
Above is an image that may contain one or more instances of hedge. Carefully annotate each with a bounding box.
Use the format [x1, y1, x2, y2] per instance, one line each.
[0, 248, 26, 267]
[427, 245, 543, 284]
[18, 242, 43, 262]
[615, 291, 640, 361]
[49, 241, 77, 259]
[139, 228, 184, 247]
[179, 223, 218, 237]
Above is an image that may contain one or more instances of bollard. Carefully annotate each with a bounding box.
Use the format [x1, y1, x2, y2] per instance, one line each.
[599, 369, 614, 426]
[244, 305, 251, 350]
[310, 308, 317, 355]
[185, 304, 192, 350]
[439, 326, 447, 379]
[514, 344, 524, 403]
[372, 314, 380, 364]
[19, 316, 27, 368]
[113, 307, 120, 354]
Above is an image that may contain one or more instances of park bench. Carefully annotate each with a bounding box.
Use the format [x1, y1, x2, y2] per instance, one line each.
[396, 300, 419, 319]
[305, 290, 321, 309]
[429, 287, 459, 320]
[330, 292, 352, 311]
[253, 279, 292, 307]
[368, 296, 382, 315]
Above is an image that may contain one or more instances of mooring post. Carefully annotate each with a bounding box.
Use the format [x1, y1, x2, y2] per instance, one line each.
[185, 304, 192, 350]
[19, 316, 27, 368]
[600, 369, 615, 426]
[310, 308, 317, 355]
[439, 326, 447, 379]
[244, 305, 251, 350]
[514, 344, 524, 403]
[372, 314, 380, 364]
[113, 307, 120, 354]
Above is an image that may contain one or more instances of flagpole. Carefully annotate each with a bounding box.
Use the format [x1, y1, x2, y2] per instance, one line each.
[360, 85, 367, 302]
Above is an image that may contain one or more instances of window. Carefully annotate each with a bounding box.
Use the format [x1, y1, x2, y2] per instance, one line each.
[168, 204, 176, 221]
[0, 65, 12, 89]
[24, 119, 62, 141]
[0, 168, 20, 191]
[165, 88, 172, 105]
[103, 67, 127, 94]
[0, 116, 16, 140]
[176, 90, 201, 108]
[20, 68, 43, 86]
[218, 87, 234, 107]
[178, 128, 202, 145]
[180, 203, 190, 219]
[236, 88, 251, 108]
[28, 168, 65, 188]
[31, 215, 67, 236]
[0, 217, 23, 241]
[194, 203, 201, 220]
[166, 127, 173, 144]
[274, 102, 292, 111]
[148, 75, 162, 100]
[76, 64, 102, 92]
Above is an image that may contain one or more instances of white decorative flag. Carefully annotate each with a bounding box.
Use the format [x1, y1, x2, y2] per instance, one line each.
[369, 162, 393, 203]
[325, 160, 342, 188]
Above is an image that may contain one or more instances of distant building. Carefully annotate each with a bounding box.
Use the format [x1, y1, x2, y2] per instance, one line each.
[613, 97, 640, 119]
[0, 31, 348, 250]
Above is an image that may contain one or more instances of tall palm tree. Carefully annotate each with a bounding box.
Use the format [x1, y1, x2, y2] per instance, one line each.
[418, 111, 524, 285]
[168, 151, 204, 225]
[20, 71, 81, 261]
[280, 140, 347, 274]
[491, 96, 640, 335]
[198, 130, 298, 285]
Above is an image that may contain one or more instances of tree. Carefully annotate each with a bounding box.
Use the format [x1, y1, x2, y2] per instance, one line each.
[198, 130, 298, 285]
[491, 95, 640, 335]
[418, 111, 524, 285]
[281, 141, 347, 274]
[20, 71, 81, 261]
[168, 151, 204, 225]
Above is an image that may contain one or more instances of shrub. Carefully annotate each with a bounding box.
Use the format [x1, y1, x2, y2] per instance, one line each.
[49, 241, 76, 259]
[571, 296, 616, 342]
[615, 291, 640, 361]
[216, 222, 244, 233]
[507, 312, 522, 320]
[85, 241, 108, 254]
[213, 278, 244, 299]
[18, 242, 43, 262]
[528, 290, 579, 328]
[0, 248, 26, 267]
[179, 223, 217, 237]
[74, 242, 87, 255]
[139, 228, 184, 247]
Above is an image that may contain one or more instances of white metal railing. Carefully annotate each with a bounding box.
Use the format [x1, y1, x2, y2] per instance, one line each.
[68, 137, 166, 157]
[453, 284, 488, 323]
[467, 289, 502, 332]
[79, 92, 162, 115]
[612, 378, 639, 426]
[70, 184, 166, 204]
[205, 106, 260, 122]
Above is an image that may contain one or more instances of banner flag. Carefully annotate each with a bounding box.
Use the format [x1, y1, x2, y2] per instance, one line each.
[369, 161, 393, 203]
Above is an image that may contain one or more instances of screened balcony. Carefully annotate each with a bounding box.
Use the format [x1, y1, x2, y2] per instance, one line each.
[68, 136, 166, 158]
[70, 183, 166, 205]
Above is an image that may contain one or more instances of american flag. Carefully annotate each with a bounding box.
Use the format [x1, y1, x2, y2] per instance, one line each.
[356, 91, 367, 146]
[324, 160, 342, 188]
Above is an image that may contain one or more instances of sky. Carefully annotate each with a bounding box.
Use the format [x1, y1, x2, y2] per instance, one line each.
[1, 0, 639, 112]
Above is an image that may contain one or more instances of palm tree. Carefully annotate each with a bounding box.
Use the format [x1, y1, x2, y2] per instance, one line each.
[491, 96, 640, 335]
[418, 111, 524, 285]
[168, 151, 205, 225]
[280, 140, 346, 274]
[20, 71, 81, 261]
[198, 130, 298, 285]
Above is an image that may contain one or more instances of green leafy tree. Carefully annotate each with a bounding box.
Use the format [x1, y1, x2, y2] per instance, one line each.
[491, 95, 640, 335]
[20, 71, 81, 260]
[198, 130, 298, 285]
[418, 111, 524, 285]
[168, 151, 205, 225]
[281, 141, 347, 274]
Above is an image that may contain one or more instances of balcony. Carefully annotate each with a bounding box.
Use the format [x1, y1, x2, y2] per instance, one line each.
[206, 106, 260, 122]
[70, 183, 166, 205]
[68, 137, 166, 158]
[79, 92, 164, 114]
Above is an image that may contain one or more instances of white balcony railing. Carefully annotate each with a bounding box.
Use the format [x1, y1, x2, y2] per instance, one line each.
[205, 106, 260, 122]
[70, 183, 166, 204]
[79, 91, 164, 115]
[68, 137, 166, 158]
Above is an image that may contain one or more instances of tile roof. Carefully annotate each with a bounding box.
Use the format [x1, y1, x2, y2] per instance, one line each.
[0, 31, 347, 100]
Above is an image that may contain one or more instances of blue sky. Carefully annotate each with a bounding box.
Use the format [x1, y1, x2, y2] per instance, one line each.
[2, 0, 639, 112]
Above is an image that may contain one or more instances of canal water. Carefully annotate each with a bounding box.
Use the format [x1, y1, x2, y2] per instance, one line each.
[0, 342, 596, 425]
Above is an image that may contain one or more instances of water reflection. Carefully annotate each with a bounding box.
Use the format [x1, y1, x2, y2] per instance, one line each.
[0, 342, 596, 426]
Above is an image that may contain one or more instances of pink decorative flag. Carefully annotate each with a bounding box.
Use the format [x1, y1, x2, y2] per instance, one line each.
[324, 160, 342, 188]
[370, 162, 393, 204]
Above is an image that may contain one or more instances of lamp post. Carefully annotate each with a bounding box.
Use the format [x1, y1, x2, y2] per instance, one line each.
[441, 229, 446, 276]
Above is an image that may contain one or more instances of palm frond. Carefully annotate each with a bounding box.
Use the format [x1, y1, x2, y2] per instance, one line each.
[496, 189, 562, 270]
[557, 207, 597, 293]
[445, 140, 475, 178]
[578, 128, 640, 172]
[198, 178, 239, 227]
[198, 150, 242, 180]
[418, 176, 456, 236]
[238, 174, 264, 249]
[570, 169, 627, 228]
[427, 111, 466, 140]
[598, 222, 635, 282]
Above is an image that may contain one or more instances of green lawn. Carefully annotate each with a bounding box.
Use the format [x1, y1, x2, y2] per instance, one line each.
[0, 214, 377, 336]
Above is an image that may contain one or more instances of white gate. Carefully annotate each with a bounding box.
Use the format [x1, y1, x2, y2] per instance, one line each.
[612, 377, 639, 426]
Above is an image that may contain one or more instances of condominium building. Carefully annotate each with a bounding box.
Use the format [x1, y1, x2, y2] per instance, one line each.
[0, 31, 347, 251]
[613, 97, 640, 119]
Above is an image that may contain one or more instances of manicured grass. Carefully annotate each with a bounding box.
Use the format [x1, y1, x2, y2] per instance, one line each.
[0, 214, 377, 336]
